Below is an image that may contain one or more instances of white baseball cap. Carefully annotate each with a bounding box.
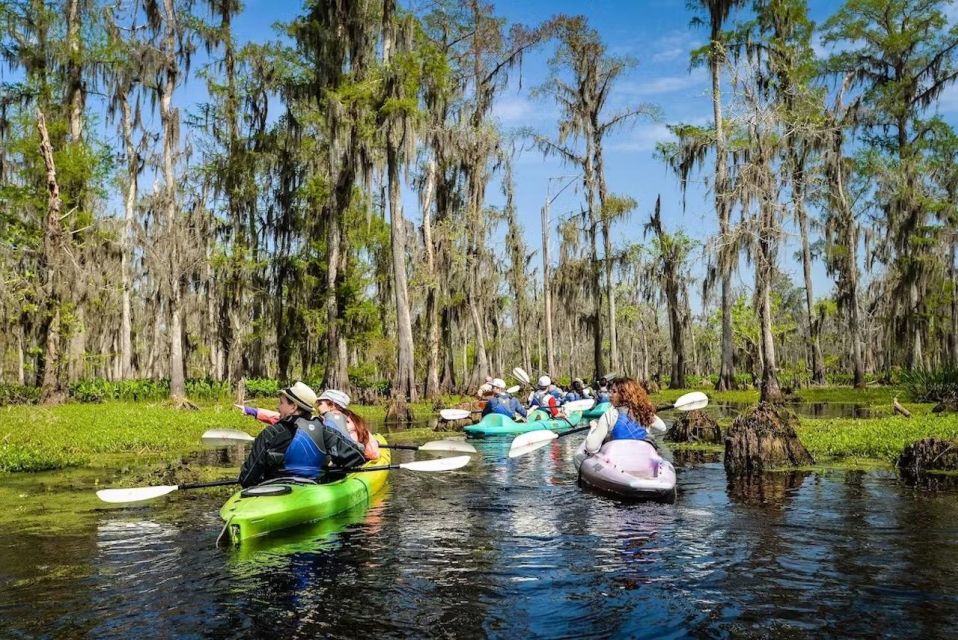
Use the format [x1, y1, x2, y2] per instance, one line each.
[317, 389, 350, 409]
[537, 375, 551, 389]
[491, 378, 506, 390]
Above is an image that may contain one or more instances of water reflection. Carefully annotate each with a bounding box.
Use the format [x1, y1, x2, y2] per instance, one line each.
[726, 471, 810, 507]
[2, 427, 958, 638]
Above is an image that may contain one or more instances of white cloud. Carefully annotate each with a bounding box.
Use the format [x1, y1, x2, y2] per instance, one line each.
[492, 95, 537, 124]
[625, 74, 703, 96]
[608, 122, 674, 152]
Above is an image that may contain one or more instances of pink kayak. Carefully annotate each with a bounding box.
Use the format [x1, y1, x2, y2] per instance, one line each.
[573, 439, 677, 503]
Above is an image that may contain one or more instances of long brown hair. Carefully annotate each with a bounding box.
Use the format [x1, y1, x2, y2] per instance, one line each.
[343, 408, 370, 444]
[612, 377, 656, 427]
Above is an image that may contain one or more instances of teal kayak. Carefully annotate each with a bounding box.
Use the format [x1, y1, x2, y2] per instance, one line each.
[582, 402, 612, 420]
[464, 411, 583, 438]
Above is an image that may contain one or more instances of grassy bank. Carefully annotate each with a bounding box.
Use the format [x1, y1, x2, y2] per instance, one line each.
[2, 386, 955, 473]
[0, 399, 457, 473]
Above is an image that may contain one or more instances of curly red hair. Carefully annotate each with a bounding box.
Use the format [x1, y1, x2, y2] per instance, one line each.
[612, 377, 656, 427]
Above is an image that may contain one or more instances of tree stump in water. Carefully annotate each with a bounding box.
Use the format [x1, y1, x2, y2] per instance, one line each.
[385, 396, 414, 426]
[724, 402, 814, 474]
[931, 396, 958, 414]
[666, 410, 722, 444]
[897, 438, 958, 477]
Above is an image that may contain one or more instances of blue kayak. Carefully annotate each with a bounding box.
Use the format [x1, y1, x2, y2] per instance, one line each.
[464, 411, 583, 438]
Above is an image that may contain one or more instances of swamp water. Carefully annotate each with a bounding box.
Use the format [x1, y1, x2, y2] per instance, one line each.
[1, 422, 957, 639]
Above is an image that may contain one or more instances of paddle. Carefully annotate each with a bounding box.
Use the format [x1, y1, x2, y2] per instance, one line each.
[512, 367, 531, 386]
[439, 384, 521, 421]
[200, 429, 476, 453]
[96, 455, 473, 504]
[508, 391, 710, 458]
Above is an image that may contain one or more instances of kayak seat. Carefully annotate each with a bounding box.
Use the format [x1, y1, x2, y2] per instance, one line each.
[241, 485, 293, 497]
[259, 476, 319, 486]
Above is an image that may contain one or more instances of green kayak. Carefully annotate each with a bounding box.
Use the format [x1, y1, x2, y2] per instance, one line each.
[463, 411, 582, 438]
[582, 402, 612, 420]
[218, 435, 390, 545]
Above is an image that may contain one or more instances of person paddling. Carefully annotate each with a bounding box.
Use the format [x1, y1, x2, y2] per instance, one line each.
[565, 378, 590, 402]
[528, 375, 564, 418]
[593, 376, 612, 404]
[481, 378, 528, 421]
[238, 382, 366, 488]
[583, 377, 655, 455]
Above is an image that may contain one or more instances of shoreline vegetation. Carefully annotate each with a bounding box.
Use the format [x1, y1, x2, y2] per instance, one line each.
[2, 386, 957, 475]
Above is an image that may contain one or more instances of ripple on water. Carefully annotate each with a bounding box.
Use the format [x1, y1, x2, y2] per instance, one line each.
[2, 433, 958, 638]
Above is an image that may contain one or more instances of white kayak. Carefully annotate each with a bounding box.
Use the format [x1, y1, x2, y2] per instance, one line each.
[573, 438, 677, 503]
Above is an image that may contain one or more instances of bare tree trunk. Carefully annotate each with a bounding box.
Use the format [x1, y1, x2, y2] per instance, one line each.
[37, 109, 66, 404]
[160, 0, 186, 401]
[119, 96, 135, 378]
[712, 48, 735, 391]
[758, 205, 783, 403]
[950, 235, 958, 368]
[17, 327, 25, 386]
[421, 160, 441, 399]
[794, 168, 825, 384]
[388, 146, 416, 401]
[541, 194, 555, 374]
[584, 144, 604, 379]
[66, 0, 83, 142]
[595, 144, 619, 372]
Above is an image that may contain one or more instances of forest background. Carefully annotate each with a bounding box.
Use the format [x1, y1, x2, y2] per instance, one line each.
[2, 0, 957, 411]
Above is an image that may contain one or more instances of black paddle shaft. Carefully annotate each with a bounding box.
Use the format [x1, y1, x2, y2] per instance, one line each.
[180, 479, 239, 490]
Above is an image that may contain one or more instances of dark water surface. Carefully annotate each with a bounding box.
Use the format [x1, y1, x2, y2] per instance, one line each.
[2, 430, 957, 639]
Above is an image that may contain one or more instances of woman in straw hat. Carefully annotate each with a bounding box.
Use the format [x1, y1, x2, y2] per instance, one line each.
[238, 382, 366, 487]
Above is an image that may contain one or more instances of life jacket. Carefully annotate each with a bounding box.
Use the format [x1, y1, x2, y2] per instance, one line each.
[596, 390, 611, 404]
[282, 416, 329, 478]
[322, 410, 351, 438]
[566, 391, 582, 402]
[609, 407, 648, 441]
[485, 393, 517, 418]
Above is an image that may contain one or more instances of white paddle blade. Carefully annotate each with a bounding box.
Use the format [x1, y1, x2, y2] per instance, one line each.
[649, 415, 667, 434]
[506, 385, 520, 394]
[96, 485, 179, 504]
[399, 455, 471, 472]
[440, 409, 472, 421]
[674, 391, 709, 412]
[508, 429, 558, 458]
[512, 367, 530, 385]
[418, 439, 477, 453]
[202, 429, 255, 446]
[562, 398, 596, 413]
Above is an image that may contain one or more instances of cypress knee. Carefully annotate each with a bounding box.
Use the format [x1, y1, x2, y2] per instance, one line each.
[724, 402, 814, 474]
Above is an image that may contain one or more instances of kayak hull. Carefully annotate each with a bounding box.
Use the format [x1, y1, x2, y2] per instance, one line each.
[573, 439, 676, 503]
[581, 402, 612, 420]
[219, 435, 390, 544]
[464, 411, 583, 438]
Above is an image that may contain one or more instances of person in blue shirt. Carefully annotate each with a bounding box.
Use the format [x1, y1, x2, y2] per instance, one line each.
[594, 376, 612, 404]
[238, 382, 366, 487]
[528, 375, 565, 418]
[482, 378, 528, 420]
[584, 377, 656, 453]
[565, 378, 590, 402]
